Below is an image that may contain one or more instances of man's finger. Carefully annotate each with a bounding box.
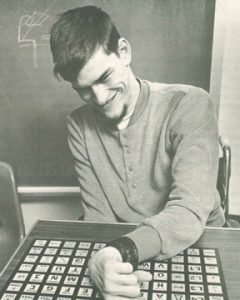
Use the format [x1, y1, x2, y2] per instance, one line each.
[115, 273, 138, 285]
[113, 261, 134, 274]
[134, 270, 153, 282]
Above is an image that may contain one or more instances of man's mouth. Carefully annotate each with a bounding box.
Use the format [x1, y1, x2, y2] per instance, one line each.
[102, 91, 118, 109]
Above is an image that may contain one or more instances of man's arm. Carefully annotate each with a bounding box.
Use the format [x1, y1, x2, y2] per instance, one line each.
[90, 89, 221, 291]
[126, 88, 221, 261]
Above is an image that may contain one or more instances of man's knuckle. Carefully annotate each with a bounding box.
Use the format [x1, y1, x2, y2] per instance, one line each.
[102, 278, 112, 293]
[132, 274, 138, 284]
[103, 261, 112, 273]
[134, 285, 141, 296]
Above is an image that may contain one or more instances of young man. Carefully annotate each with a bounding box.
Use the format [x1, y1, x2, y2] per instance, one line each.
[50, 5, 225, 299]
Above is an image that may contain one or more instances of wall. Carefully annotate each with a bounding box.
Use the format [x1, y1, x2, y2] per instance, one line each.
[217, 0, 240, 215]
[0, 0, 219, 232]
[19, 0, 240, 232]
[0, 0, 215, 186]
[21, 195, 82, 232]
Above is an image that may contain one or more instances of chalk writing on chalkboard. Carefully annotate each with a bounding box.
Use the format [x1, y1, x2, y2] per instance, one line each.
[17, 0, 56, 68]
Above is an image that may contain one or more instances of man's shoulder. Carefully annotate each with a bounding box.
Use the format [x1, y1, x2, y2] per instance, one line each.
[69, 104, 93, 122]
[67, 104, 95, 135]
[144, 81, 212, 113]
[145, 81, 210, 99]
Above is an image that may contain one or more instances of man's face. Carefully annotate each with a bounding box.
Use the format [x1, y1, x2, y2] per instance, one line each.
[71, 44, 133, 122]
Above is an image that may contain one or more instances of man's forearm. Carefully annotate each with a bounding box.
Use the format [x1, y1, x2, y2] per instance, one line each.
[125, 225, 162, 262]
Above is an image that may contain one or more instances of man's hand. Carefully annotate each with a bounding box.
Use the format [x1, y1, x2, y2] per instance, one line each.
[88, 246, 152, 300]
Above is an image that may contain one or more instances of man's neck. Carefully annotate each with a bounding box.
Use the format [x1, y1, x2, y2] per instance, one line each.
[116, 76, 140, 130]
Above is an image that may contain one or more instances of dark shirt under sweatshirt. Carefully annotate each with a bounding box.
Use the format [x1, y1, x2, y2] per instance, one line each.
[67, 79, 225, 260]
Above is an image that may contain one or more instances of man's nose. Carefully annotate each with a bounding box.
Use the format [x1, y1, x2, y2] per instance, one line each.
[91, 84, 108, 106]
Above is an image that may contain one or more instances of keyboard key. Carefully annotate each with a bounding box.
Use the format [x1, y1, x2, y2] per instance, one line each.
[208, 285, 223, 294]
[19, 295, 35, 300]
[137, 291, 148, 300]
[64, 276, 79, 285]
[46, 275, 62, 284]
[153, 282, 167, 291]
[29, 273, 45, 283]
[55, 257, 70, 265]
[71, 258, 85, 266]
[187, 256, 201, 264]
[29, 247, 43, 255]
[48, 241, 62, 247]
[171, 283, 185, 292]
[63, 241, 76, 248]
[34, 240, 47, 247]
[205, 266, 219, 274]
[44, 248, 58, 255]
[188, 265, 202, 273]
[139, 281, 149, 290]
[154, 263, 168, 271]
[24, 255, 38, 263]
[59, 286, 75, 296]
[203, 249, 216, 256]
[154, 272, 168, 281]
[137, 262, 151, 271]
[39, 256, 54, 264]
[24, 284, 40, 293]
[1, 294, 17, 300]
[7, 283, 23, 292]
[207, 275, 221, 283]
[60, 249, 73, 256]
[152, 293, 167, 300]
[77, 287, 93, 297]
[171, 273, 185, 282]
[51, 266, 66, 274]
[41, 285, 58, 295]
[81, 277, 93, 286]
[93, 243, 106, 250]
[19, 264, 34, 272]
[172, 294, 186, 300]
[13, 272, 28, 282]
[189, 274, 203, 283]
[187, 248, 200, 256]
[35, 264, 50, 273]
[78, 242, 91, 249]
[189, 284, 204, 293]
[68, 266, 82, 275]
[172, 264, 184, 272]
[75, 250, 88, 257]
[37, 296, 53, 300]
[171, 256, 184, 263]
[84, 267, 90, 276]
[204, 257, 217, 265]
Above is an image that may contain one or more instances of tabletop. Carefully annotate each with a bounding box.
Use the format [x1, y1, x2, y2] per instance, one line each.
[0, 220, 240, 299]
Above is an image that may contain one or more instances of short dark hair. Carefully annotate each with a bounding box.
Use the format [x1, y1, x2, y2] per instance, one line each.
[50, 6, 121, 82]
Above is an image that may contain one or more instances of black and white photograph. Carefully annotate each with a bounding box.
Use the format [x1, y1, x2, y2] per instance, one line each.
[0, 1, 239, 299]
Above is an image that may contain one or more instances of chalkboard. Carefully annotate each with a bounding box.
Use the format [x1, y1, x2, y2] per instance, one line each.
[0, 0, 216, 186]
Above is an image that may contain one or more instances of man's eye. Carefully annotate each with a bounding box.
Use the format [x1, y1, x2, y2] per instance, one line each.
[74, 87, 88, 95]
[102, 76, 110, 83]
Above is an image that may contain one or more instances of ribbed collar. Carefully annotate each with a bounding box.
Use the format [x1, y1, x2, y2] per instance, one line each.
[128, 78, 149, 127]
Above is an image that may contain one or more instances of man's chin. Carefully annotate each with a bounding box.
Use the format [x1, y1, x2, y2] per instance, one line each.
[100, 106, 128, 125]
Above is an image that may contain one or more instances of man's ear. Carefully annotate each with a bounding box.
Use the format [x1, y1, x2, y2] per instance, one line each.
[118, 38, 131, 66]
